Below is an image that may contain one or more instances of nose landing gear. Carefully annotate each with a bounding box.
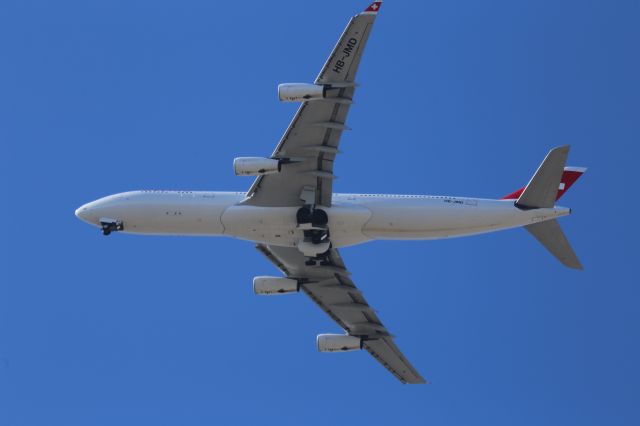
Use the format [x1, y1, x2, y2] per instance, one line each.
[100, 219, 123, 236]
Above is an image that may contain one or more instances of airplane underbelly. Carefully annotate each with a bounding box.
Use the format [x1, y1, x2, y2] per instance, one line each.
[220, 203, 372, 248]
[326, 204, 372, 248]
[221, 206, 299, 246]
[361, 199, 520, 240]
[121, 200, 227, 236]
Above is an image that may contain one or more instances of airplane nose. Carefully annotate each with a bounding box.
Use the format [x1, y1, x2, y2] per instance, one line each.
[75, 204, 92, 223]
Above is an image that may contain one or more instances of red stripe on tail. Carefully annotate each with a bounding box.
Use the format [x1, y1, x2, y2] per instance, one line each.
[502, 167, 586, 201]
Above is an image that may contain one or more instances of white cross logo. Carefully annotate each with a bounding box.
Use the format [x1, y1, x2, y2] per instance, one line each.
[371, 3, 379, 10]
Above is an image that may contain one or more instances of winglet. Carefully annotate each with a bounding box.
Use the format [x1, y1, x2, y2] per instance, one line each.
[363, 1, 382, 14]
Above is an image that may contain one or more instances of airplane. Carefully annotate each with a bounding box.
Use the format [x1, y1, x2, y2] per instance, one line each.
[75, 1, 586, 384]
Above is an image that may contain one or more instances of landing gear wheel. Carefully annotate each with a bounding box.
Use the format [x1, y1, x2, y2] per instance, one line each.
[310, 209, 328, 227]
[296, 207, 312, 224]
[305, 229, 330, 245]
[316, 247, 331, 261]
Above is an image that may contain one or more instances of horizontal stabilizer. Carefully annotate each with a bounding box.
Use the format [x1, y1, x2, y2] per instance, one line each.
[516, 146, 570, 209]
[525, 219, 583, 270]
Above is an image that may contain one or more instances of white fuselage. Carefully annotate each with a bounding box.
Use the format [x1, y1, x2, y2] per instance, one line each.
[75, 191, 570, 248]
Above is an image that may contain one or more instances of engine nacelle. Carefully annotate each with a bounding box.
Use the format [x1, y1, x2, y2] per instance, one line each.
[316, 334, 362, 352]
[233, 157, 281, 176]
[278, 83, 326, 102]
[253, 276, 299, 295]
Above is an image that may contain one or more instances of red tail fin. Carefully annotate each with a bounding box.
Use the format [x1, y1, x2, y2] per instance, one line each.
[502, 167, 587, 201]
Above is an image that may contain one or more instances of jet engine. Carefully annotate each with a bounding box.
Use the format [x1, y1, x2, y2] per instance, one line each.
[278, 83, 326, 102]
[233, 157, 281, 176]
[253, 276, 299, 295]
[316, 334, 362, 352]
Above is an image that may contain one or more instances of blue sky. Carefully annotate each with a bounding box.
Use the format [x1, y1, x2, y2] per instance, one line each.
[1, 0, 639, 424]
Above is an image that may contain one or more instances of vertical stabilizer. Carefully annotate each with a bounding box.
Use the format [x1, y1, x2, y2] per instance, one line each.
[516, 146, 570, 208]
[502, 166, 587, 201]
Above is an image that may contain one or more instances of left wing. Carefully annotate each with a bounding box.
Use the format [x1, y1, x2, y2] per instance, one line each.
[256, 243, 426, 384]
[242, 2, 382, 207]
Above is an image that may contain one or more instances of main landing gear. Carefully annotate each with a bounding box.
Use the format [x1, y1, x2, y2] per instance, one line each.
[100, 219, 123, 236]
[296, 206, 331, 264]
[296, 206, 328, 228]
[304, 250, 332, 267]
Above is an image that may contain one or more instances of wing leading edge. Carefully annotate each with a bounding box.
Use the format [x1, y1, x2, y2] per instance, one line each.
[256, 244, 426, 384]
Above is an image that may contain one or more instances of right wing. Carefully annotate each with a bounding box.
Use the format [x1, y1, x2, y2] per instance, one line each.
[256, 244, 426, 384]
[242, 2, 382, 208]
